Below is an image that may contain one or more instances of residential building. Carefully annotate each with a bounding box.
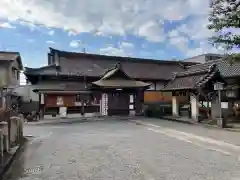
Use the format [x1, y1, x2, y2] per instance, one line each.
[0, 51, 23, 87]
[0, 51, 23, 108]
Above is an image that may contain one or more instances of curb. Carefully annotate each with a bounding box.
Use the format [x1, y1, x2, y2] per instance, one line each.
[159, 117, 197, 125]
[160, 117, 240, 132]
[132, 117, 240, 133]
[27, 118, 105, 125]
[0, 138, 28, 180]
[200, 123, 240, 132]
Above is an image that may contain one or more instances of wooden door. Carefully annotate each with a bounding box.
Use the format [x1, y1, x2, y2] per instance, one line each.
[108, 92, 129, 116]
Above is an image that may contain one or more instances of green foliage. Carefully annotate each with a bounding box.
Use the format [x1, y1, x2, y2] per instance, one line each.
[226, 52, 240, 63]
[208, 0, 240, 49]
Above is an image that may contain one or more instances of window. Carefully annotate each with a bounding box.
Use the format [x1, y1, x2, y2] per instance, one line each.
[16, 71, 19, 80]
[12, 69, 15, 78]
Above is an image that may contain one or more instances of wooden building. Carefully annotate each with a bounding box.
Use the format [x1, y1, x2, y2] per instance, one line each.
[24, 48, 195, 118]
[161, 57, 240, 123]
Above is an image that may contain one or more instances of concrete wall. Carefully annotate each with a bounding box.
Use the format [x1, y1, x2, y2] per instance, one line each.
[183, 54, 223, 64]
[14, 85, 39, 102]
[0, 60, 20, 88]
[10, 59, 21, 86]
[183, 55, 206, 63]
[0, 61, 9, 87]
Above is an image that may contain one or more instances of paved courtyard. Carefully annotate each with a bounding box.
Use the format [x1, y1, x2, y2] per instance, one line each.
[3, 118, 240, 180]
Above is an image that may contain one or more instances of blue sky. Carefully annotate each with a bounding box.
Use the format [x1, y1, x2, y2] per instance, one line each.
[0, 0, 234, 73]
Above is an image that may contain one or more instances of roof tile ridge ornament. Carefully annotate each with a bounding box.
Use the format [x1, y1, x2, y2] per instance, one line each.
[115, 62, 122, 69]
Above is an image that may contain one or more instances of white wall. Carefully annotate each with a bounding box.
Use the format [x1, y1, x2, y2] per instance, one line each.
[13, 85, 39, 102]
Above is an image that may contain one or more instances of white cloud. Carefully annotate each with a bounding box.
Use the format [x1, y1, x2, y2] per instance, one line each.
[48, 30, 55, 36]
[138, 21, 165, 42]
[0, 22, 15, 28]
[18, 20, 37, 31]
[100, 46, 126, 56]
[186, 41, 225, 57]
[68, 30, 78, 36]
[169, 36, 189, 52]
[69, 40, 81, 48]
[168, 30, 180, 38]
[177, 16, 215, 41]
[46, 40, 55, 44]
[120, 41, 134, 49]
[99, 41, 135, 57]
[0, 0, 227, 57]
[0, 0, 212, 44]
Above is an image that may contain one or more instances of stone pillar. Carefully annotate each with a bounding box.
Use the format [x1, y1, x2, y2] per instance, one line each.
[172, 96, 179, 116]
[40, 93, 44, 104]
[39, 93, 45, 120]
[211, 93, 220, 120]
[190, 94, 199, 122]
[101, 93, 108, 116]
[129, 94, 135, 116]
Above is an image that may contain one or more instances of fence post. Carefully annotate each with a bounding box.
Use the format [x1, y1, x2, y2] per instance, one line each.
[0, 131, 3, 165]
[7, 111, 11, 148]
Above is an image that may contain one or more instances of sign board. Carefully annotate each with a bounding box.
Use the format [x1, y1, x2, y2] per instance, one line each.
[214, 82, 224, 91]
[75, 102, 82, 106]
[226, 90, 237, 98]
[56, 96, 64, 105]
[130, 95, 134, 103]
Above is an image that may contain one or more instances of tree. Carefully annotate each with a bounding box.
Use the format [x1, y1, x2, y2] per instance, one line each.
[208, 0, 240, 61]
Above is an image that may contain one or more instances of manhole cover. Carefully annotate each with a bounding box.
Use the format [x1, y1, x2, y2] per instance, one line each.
[24, 166, 44, 174]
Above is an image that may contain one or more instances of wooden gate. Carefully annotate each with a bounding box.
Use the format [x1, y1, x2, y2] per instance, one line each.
[108, 92, 129, 116]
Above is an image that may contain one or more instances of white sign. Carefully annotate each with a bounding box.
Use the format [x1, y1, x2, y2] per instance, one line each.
[40, 94, 44, 104]
[130, 95, 134, 103]
[59, 107, 67, 118]
[56, 96, 64, 105]
[75, 102, 82, 106]
[214, 82, 224, 90]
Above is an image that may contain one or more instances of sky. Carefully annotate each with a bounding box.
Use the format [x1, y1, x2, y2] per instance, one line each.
[0, 0, 239, 84]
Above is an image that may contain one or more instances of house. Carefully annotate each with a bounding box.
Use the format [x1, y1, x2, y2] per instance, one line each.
[0, 51, 23, 108]
[0, 51, 23, 87]
[24, 48, 196, 118]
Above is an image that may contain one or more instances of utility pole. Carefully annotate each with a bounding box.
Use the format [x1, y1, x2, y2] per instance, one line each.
[82, 41, 86, 53]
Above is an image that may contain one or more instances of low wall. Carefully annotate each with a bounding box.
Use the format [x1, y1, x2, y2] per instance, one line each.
[0, 112, 24, 153]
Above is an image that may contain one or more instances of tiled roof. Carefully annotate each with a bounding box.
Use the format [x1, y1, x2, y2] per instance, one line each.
[162, 64, 222, 91]
[60, 57, 188, 80]
[31, 82, 86, 92]
[24, 65, 59, 76]
[0, 51, 23, 70]
[92, 79, 150, 88]
[0, 51, 19, 61]
[185, 58, 240, 78]
[24, 48, 197, 81]
[91, 63, 150, 88]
